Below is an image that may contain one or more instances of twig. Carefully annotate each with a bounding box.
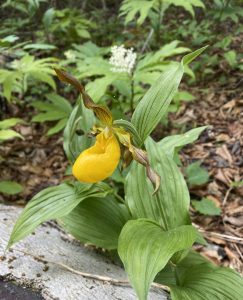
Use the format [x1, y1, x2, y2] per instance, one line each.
[223, 186, 233, 206]
[233, 243, 243, 261]
[141, 28, 154, 53]
[101, 0, 107, 10]
[11, 248, 170, 292]
[197, 227, 243, 244]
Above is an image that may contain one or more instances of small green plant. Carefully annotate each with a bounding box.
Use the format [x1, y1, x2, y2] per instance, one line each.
[120, 0, 205, 25]
[0, 0, 47, 36]
[2, 0, 46, 17]
[119, 0, 205, 45]
[0, 181, 23, 195]
[31, 93, 73, 136]
[192, 197, 221, 216]
[185, 161, 210, 186]
[7, 46, 243, 299]
[0, 54, 56, 101]
[210, 0, 243, 23]
[42, 8, 94, 45]
[0, 118, 24, 195]
[163, 2, 243, 79]
[0, 118, 24, 142]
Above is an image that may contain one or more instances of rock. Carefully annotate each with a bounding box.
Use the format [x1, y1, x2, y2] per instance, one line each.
[0, 204, 168, 300]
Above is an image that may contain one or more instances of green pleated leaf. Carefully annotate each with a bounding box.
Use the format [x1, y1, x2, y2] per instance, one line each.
[113, 119, 143, 147]
[182, 45, 208, 66]
[131, 47, 207, 144]
[118, 219, 197, 300]
[131, 63, 183, 144]
[8, 182, 112, 248]
[156, 251, 243, 300]
[171, 264, 243, 300]
[60, 197, 130, 250]
[158, 126, 208, 158]
[155, 250, 208, 285]
[125, 138, 190, 230]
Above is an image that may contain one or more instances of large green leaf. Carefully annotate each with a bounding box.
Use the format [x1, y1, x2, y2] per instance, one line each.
[132, 47, 207, 144]
[156, 251, 243, 300]
[118, 219, 197, 300]
[8, 182, 112, 248]
[60, 197, 130, 250]
[171, 264, 243, 300]
[125, 138, 190, 230]
[131, 63, 183, 144]
[158, 126, 208, 158]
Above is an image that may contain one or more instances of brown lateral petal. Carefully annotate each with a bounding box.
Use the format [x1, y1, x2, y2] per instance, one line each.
[54, 68, 112, 125]
[132, 147, 161, 195]
[114, 128, 160, 194]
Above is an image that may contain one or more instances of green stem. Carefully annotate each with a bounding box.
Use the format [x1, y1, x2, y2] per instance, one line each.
[130, 76, 134, 113]
[155, 1, 165, 43]
[114, 192, 125, 204]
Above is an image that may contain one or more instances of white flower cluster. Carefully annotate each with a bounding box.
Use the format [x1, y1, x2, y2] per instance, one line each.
[109, 45, 137, 74]
[64, 50, 76, 60]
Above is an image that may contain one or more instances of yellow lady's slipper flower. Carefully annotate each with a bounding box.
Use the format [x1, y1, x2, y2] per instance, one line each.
[72, 131, 120, 183]
[54, 68, 160, 192]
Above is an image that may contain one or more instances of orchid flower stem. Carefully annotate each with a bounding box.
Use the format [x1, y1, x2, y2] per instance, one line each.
[130, 77, 135, 113]
[114, 192, 125, 204]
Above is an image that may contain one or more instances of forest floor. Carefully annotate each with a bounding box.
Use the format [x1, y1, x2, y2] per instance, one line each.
[1, 61, 242, 274]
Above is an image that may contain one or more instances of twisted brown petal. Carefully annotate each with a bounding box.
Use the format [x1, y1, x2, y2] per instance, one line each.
[114, 128, 160, 194]
[132, 147, 161, 195]
[54, 68, 113, 126]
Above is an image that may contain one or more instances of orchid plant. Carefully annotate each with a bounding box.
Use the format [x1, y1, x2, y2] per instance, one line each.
[7, 46, 243, 300]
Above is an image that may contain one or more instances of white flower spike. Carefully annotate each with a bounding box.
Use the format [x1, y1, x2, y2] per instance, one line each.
[109, 45, 137, 74]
